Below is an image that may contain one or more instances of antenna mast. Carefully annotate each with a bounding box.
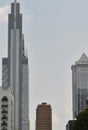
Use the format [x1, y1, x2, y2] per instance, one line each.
[14, 0, 17, 28]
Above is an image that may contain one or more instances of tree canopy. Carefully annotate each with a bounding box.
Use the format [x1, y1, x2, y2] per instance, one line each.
[73, 109, 88, 130]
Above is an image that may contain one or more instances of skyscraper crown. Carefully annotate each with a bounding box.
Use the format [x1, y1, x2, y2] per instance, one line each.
[75, 53, 88, 64]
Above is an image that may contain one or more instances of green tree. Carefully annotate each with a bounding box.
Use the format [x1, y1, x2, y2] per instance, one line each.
[73, 109, 88, 130]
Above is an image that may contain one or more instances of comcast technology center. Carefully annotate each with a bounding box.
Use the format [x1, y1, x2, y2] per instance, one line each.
[72, 53, 88, 118]
[2, 2, 29, 130]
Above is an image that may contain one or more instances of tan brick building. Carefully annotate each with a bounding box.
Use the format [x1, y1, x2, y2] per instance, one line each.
[36, 103, 52, 130]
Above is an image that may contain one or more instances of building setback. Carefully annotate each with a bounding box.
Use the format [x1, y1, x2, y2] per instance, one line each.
[36, 103, 52, 130]
[2, 1, 29, 130]
[71, 53, 88, 118]
[0, 88, 14, 130]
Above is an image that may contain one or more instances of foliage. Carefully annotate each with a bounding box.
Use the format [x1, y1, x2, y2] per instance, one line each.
[73, 109, 88, 130]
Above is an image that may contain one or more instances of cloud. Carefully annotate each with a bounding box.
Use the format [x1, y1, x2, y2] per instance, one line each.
[52, 112, 59, 125]
[30, 119, 35, 130]
[24, 14, 33, 22]
[0, 5, 10, 23]
[0, 5, 33, 23]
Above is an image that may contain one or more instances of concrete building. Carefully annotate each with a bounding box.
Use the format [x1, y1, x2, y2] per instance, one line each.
[36, 103, 52, 130]
[71, 53, 88, 118]
[0, 88, 14, 130]
[2, 0, 29, 130]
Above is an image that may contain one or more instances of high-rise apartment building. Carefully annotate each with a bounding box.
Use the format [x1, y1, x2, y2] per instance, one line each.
[2, 1, 29, 130]
[0, 88, 14, 130]
[36, 103, 52, 130]
[71, 53, 88, 118]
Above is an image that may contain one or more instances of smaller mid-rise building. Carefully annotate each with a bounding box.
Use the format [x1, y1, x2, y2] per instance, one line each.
[66, 119, 76, 130]
[36, 102, 52, 130]
[0, 87, 14, 130]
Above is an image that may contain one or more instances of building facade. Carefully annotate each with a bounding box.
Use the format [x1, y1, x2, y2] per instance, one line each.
[2, 1, 29, 130]
[0, 88, 14, 130]
[72, 53, 88, 118]
[36, 103, 52, 130]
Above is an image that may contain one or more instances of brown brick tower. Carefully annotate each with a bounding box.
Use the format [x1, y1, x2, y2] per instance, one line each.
[36, 103, 52, 130]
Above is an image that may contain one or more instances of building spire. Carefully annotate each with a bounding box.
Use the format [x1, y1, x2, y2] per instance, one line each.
[14, 0, 17, 5]
[14, 0, 16, 16]
[14, 0, 17, 28]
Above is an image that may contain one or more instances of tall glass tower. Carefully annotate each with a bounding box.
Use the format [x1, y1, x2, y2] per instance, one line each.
[2, 1, 29, 130]
[72, 53, 88, 118]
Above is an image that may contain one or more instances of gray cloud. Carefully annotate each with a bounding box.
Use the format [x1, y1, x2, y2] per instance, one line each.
[0, 5, 10, 23]
[24, 14, 33, 22]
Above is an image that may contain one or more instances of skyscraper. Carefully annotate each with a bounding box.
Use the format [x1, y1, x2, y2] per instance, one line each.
[2, 1, 29, 130]
[36, 103, 52, 130]
[71, 53, 88, 118]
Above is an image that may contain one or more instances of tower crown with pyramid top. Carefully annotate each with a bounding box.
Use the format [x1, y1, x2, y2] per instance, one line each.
[75, 53, 88, 64]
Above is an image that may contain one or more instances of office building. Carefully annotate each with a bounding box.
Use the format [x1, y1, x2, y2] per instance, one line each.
[71, 53, 88, 118]
[86, 97, 88, 108]
[36, 103, 52, 130]
[0, 88, 14, 130]
[2, 1, 29, 130]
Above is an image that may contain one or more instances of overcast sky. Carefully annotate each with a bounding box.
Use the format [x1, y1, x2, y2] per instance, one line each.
[0, 0, 88, 130]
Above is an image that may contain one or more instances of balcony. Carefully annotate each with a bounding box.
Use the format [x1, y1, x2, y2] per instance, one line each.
[1, 129, 7, 130]
[2, 105, 8, 108]
[1, 121, 8, 126]
[1, 111, 8, 114]
[1, 116, 8, 120]
[2, 97, 8, 102]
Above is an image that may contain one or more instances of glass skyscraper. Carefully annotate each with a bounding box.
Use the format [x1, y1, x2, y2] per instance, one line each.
[72, 53, 88, 118]
[2, 1, 29, 130]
